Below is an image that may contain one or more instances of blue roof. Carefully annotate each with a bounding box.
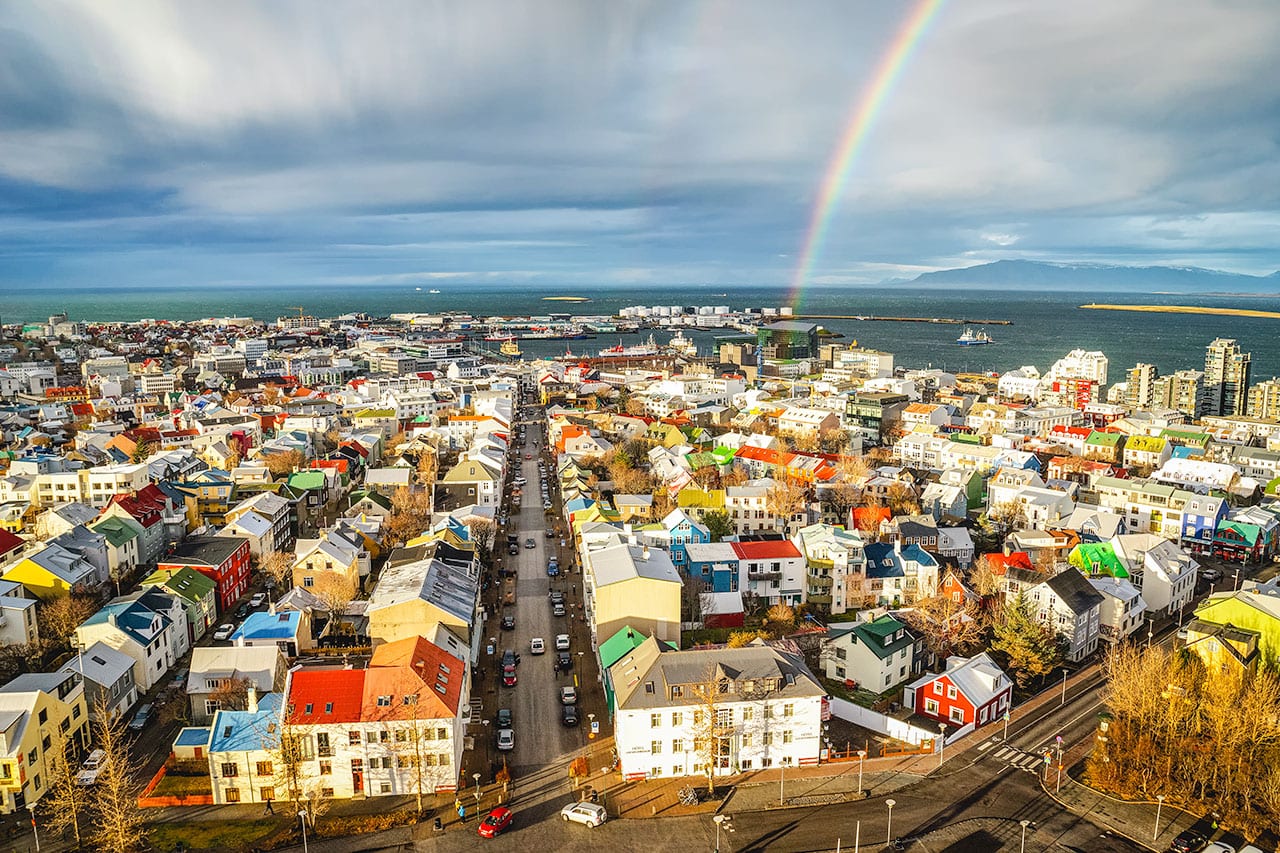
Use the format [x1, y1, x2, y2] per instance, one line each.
[175, 727, 212, 747]
[232, 610, 301, 642]
[1171, 445, 1199, 459]
[863, 543, 904, 579]
[564, 497, 595, 513]
[901, 543, 938, 566]
[84, 590, 174, 647]
[208, 693, 284, 753]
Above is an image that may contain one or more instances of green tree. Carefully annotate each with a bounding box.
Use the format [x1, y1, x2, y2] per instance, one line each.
[988, 593, 1063, 687]
[703, 509, 733, 543]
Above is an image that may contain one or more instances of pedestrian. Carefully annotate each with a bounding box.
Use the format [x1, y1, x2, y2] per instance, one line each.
[264, 798, 275, 815]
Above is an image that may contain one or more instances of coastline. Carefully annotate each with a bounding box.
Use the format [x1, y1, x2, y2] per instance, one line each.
[1080, 303, 1280, 319]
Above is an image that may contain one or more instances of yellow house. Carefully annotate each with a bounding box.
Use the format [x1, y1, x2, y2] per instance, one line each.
[585, 541, 682, 647]
[2, 544, 99, 599]
[0, 670, 90, 814]
[367, 541, 479, 648]
[292, 531, 364, 599]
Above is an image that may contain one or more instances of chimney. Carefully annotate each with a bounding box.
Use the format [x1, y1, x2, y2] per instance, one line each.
[641, 546, 650, 561]
[893, 536, 902, 556]
[107, 611, 117, 628]
[246, 685, 259, 714]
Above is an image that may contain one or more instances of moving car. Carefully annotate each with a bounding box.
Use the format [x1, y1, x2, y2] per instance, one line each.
[497, 728, 515, 751]
[128, 703, 154, 731]
[525, 537, 536, 549]
[1200, 568, 1223, 582]
[234, 603, 251, 619]
[213, 623, 235, 641]
[555, 634, 571, 651]
[561, 705, 579, 727]
[76, 749, 106, 786]
[560, 801, 608, 827]
[560, 685, 577, 705]
[1202, 844, 1237, 853]
[249, 592, 268, 608]
[478, 806, 514, 838]
[530, 637, 545, 655]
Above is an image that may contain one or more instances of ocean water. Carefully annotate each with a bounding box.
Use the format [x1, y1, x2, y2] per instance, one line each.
[5, 282, 1280, 380]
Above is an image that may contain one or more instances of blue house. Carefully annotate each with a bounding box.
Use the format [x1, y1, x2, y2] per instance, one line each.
[655, 509, 709, 572]
[232, 610, 309, 657]
[1180, 493, 1228, 551]
[684, 541, 740, 593]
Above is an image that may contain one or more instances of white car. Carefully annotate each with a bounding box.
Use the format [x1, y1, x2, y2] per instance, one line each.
[213, 623, 235, 641]
[560, 801, 607, 827]
[530, 637, 546, 655]
[76, 749, 106, 786]
[249, 592, 267, 608]
[1203, 844, 1236, 853]
[555, 634, 570, 651]
[497, 728, 515, 751]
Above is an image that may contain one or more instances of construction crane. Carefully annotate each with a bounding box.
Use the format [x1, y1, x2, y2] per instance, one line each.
[286, 306, 307, 318]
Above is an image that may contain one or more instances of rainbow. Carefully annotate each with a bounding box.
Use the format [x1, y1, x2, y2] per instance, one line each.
[787, 0, 945, 308]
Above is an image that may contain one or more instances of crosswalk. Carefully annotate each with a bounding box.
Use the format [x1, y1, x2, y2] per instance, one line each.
[985, 742, 1049, 772]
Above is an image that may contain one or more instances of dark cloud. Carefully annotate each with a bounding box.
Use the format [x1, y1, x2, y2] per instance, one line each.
[0, 0, 1278, 290]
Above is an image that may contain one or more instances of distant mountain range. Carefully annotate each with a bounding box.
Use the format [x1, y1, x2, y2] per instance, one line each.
[898, 260, 1280, 293]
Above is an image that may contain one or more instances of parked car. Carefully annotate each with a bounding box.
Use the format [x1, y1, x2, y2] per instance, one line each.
[502, 649, 517, 668]
[555, 634, 571, 651]
[1201, 568, 1223, 582]
[496, 708, 512, 728]
[546, 528, 557, 538]
[560, 685, 578, 705]
[213, 623, 235, 641]
[502, 665, 518, 687]
[561, 705, 579, 727]
[530, 637, 545, 655]
[128, 703, 154, 732]
[501, 614, 516, 631]
[497, 728, 515, 751]
[234, 603, 250, 619]
[1202, 844, 1237, 853]
[1168, 830, 1207, 853]
[478, 806, 514, 838]
[560, 801, 607, 827]
[557, 652, 572, 672]
[171, 668, 189, 688]
[547, 561, 560, 577]
[549, 590, 565, 604]
[508, 544, 519, 556]
[553, 602, 566, 617]
[249, 592, 268, 608]
[76, 749, 106, 786]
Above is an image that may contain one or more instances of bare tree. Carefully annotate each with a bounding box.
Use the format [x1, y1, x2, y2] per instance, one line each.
[688, 666, 732, 794]
[38, 593, 98, 653]
[901, 595, 986, 659]
[39, 733, 89, 847]
[385, 486, 434, 547]
[767, 478, 809, 536]
[968, 556, 1005, 599]
[89, 694, 147, 853]
[259, 551, 295, 597]
[263, 449, 305, 478]
[208, 676, 255, 713]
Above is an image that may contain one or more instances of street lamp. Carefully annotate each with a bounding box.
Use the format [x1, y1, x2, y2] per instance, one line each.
[856, 749, 867, 795]
[298, 810, 309, 853]
[1060, 667, 1069, 706]
[1019, 819, 1030, 853]
[28, 803, 39, 853]
[713, 814, 734, 853]
[473, 772, 482, 804]
[1154, 794, 1165, 840]
[885, 799, 896, 845]
[937, 723, 947, 767]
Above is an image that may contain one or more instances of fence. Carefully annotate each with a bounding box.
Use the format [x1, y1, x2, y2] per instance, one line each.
[828, 697, 942, 747]
[136, 764, 216, 808]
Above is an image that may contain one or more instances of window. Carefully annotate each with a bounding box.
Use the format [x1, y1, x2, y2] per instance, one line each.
[349, 731, 361, 746]
[377, 695, 392, 707]
[671, 712, 683, 727]
[762, 732, 773, 746]
[321, 787, 335, 798]
[783, 703, 794, 718]
[325, 702, 334, 714]
[319, 760, 332, 775]
[380, 782, 392, 794]
[316, 732, 332, 757]
[395, 729, 408, 743]
[303, 576, 314, 588]
[741, 734, 753, 746]
[38, 709, 47, 725]
[950, 706, 965, 724]
[783, 731, 793, 744]
[255, 761, 273, 777]
[379, 731, 390, 743]
[651, 741, 662, 755]
[650, 713, 662, 728]
[742, 708, 754, 722]
[438, 752, 450, 766]
[304, 703, 314, 714]
[651, 767, 662, 778]
[933, 682, 943, 695]
[220, 763, 239, 778]
[671, 685, 683, 699]
[835, 647, 846, 660]
[946, 685, 957, 700]
[672, 739, 684, 753]
[225, 787, 240, 803]
[925, 698, 939, 714]
[33, 774, 41, 791]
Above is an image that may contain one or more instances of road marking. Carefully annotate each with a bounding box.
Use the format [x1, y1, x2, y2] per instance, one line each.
[978, 740, 995, 752]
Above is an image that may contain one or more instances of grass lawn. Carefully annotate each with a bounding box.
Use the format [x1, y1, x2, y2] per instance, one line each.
[146, 818, 279, 852]
[151, 772, 212, 797]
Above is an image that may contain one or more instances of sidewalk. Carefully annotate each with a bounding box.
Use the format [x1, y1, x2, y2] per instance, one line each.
[1047, 773, 1201, 852]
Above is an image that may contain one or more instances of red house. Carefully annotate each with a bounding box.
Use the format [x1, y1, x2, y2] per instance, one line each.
[903, 653, 1012, 731]
[158, 535, 251, 615]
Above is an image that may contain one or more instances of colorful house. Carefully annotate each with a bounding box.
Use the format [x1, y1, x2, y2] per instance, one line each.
[158, 535, 251, 615]
[902, 652, 1013, 731]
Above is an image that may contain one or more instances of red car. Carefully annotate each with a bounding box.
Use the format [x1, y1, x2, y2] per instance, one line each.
[502, 664, 517, 687]
[478, 806, 513, 838]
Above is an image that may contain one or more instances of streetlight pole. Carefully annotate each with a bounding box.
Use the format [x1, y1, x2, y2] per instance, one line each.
[779, 761, 785, 806]
[1235, 567, 1242, 591]
[1003, 709, 1010, 742]
[937, 723, 947, 767]
[298, 810, 309, 853]
[1055, 735, 1064, 793]
[1060, 667, 1068, 706]
[1154, 794, 1165, 841]
[856, 749, 866, 795]
[28, 804, 39, 853]
[1019, 819, 1030, 853]
[473, 772, 482, 805]
[712, 814, 733, 853]
[884, 799, 896, 845]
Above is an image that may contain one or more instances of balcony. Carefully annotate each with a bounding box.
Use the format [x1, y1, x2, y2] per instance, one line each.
[747, 569, 782, 580]
[807, 575, 833, 590]
[807, 594, 833, 606]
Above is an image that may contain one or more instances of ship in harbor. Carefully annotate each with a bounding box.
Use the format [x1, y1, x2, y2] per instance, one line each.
[599, 333, 659, 358]
[956, 327, 994, 346]
[499, 339, 522, 358]
[667, 330, 697, 357]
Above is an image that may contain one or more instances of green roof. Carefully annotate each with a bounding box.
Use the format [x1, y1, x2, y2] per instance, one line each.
[710, 446, 737, 465]
[1070, 542, 1128, 578]
[287, 471, 326, 490]
[599, 625, 650, 670]
[685, 451, 719, 470]
[1216, 520, 1261, 546]
[90, 516, 139, 547]
[1085, 431, 1123, 447]
[836, 615, 914, 660]
[1160, 429, 1210, 446]
[142, 566, 216, 603]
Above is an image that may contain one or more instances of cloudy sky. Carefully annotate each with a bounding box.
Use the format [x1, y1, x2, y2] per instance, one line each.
[2, 0, 1279, 291]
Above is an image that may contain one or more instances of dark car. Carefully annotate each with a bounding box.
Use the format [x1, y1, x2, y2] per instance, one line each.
[1200, 568, 1223, 583]
[496, 708, 512, 728]
[502, 649, 517, 668]
[508, 544, 519, 556]
[557, 652, 572, 671]
[501, 614, 516, 631]
[234, 603, 250, 619]
[1168, 830, 1206, 853]
[525, 538, 536, 549]
[561, 705, 579, 727]
[478, 806, 513, 838]
[546, 528, 556, 538]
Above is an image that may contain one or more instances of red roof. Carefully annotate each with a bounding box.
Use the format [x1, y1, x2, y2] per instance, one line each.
[852, 506, 891, 530]
[731, 540, 802, 560]
[0, 528, 24, 557]
[982, 551, 1033, 575]
[288, 669, 366, 724]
